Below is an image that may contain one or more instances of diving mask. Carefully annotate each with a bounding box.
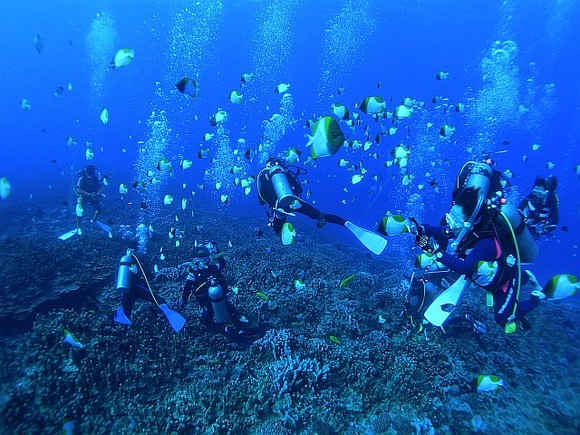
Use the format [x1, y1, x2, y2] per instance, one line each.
[445, 205, 469, 237]
[532, 185, 547, 199]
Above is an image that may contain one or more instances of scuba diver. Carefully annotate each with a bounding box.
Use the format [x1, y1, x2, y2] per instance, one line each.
[181, 241, 264, 348]
[518, 175, 559, 240]
[410, 159, 544, 334]
[256, 158, 387, 255]
[75, 165, 105, 223]
[114, 249, 186, 333]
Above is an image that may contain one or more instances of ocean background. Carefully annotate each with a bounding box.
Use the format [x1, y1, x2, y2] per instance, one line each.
[1, 0, 579, 433]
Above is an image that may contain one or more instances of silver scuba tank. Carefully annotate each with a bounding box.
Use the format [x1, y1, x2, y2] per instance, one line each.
[270, 166, 295, 208]
[501, 203, 539, 263]
[450, 162, 494, 253]
[208, 278, 231, 324]
[116, 253, 133, 293]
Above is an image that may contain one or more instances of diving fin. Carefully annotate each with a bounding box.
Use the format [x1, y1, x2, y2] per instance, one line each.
[159, 304, 186, 332]
[94, 220, 112, 234]
[114, 306, 132, 325]
[424, 275, 469, 327]
[344, 221, 387, 255]
[58, 228, 80, 240]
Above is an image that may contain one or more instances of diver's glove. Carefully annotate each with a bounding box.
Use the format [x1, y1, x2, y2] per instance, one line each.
[417, 234, 440, 254]
[409, 217, 424, 238]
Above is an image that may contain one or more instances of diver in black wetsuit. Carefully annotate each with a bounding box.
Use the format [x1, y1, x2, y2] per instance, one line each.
[256, 158, 346, 235]
[256, 158, 387, 254]
[114, 250, 185, 332]
[75, 165, 104, 222]
[518, 175, 559, 240]
[410, 160, 547, 335]
[180, 241, 264, 347]
[417, 189, 540, 327]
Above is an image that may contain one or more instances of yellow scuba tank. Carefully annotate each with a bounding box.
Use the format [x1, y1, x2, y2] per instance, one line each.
[500, 203, 538, 263]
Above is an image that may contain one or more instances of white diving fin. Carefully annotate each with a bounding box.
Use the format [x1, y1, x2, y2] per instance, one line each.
[58, 228, 80, 241]
[344, 221, 388, 255]
[424, 275, 469, 327]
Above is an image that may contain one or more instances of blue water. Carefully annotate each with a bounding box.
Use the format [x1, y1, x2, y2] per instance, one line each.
[1, 0, 578, 280]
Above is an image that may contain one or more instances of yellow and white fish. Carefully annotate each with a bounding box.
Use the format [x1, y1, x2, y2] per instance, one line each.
[542, 274, 579, 300]
[281, 222, 296, 245]
[359, 96, 386, 116]
[473, 375, 504, 393]
[210, 110, 228, 126]
[100, 108, 109, 125]
[0, 177, 11, 199]
[110, 48, 134, 69]
[63, 330, 84, 348]
[275, 83, 291, 93]
[377, 212, 411, 236]
[180, 159, 193, 170]
[229, 90, 243, 104]
[331, 102, 349, 120]
[307, 116, 345, 159]
[176, 77, 198, 98]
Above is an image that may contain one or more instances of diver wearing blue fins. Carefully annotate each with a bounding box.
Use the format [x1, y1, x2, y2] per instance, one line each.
[180, 240, 265, 348]
[60, 165, 111, 240]
[407, 159, 578, 336]
[256, 158, 387, 255]
[114, 249, 186, 333]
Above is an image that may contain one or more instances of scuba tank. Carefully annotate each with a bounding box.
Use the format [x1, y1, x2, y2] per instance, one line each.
[116, 253, 133, 293]
[208, 278, 231, 324]
[269, 165, 296, 208]
[450, 161, 494, 253]
[500, 203, 539, 263]
[406, 273, 438, 332]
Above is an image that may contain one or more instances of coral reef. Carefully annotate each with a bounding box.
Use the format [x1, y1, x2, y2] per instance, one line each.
[0, 205, 579, 434]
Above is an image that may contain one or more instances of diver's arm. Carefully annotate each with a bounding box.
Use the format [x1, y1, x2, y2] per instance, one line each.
[181, 276, 195, 304]
[547, 193, 559, 225]
[75, 178, 90, 196]
[423, 225, 450, 244]
[436, 237, 497, 275]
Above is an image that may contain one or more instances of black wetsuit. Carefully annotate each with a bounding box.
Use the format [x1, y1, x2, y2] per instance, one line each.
[121, 273, 167, 320]
[76, 174, 103, 215]
[181, 256, 233, 324]
[181, 255, 263, 345]
[425, 225, 539, 327]
[256, 164, 346, 235]
[518, 191, 559, 239]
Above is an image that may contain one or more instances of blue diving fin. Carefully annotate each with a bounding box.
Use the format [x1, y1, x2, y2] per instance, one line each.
[344, 221, 387, 255]
[159, 304, 186, 332]
[114, 306, 131, 325]
[94, 220, 112, 234]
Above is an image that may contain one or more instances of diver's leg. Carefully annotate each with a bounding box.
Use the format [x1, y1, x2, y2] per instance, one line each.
[134, 283, 166, 306]
[493, 281, 536, 328]
[272, 216, 286, 236]
[295, 199, 346, 226]
[120, 292, 137, 319]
